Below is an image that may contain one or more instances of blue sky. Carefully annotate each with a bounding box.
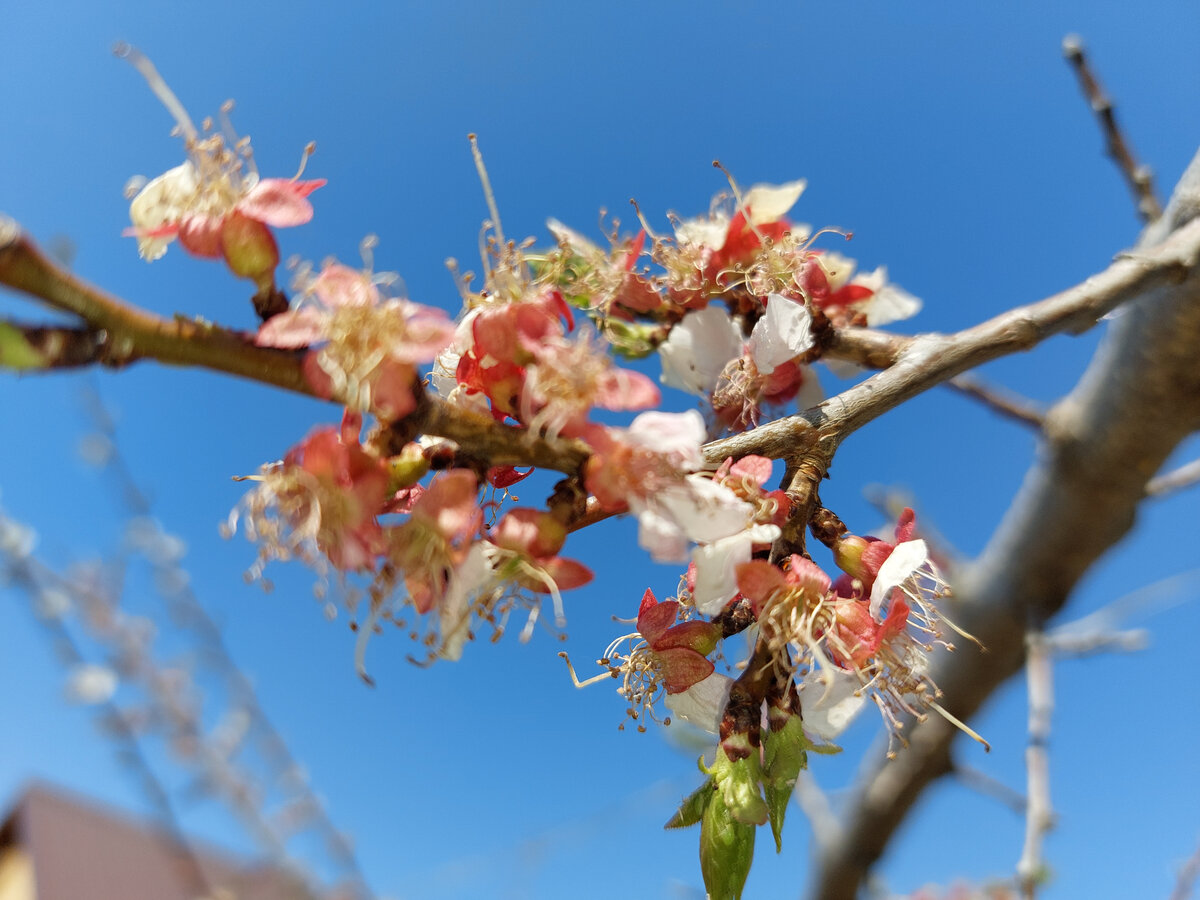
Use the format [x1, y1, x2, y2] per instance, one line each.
[2, 2, 1199, 898]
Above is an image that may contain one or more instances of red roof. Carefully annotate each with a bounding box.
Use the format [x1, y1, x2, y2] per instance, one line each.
[0, 784, 321, 900]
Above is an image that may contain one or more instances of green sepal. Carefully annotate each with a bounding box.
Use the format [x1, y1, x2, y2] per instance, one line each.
[599, 319, 665, 359]
[664, 777, 715, 830]
[762, 713, 810, 852]
[700, 791, 755, 900]
[705, 743, 768, 827]
[0, 323, 47, 370]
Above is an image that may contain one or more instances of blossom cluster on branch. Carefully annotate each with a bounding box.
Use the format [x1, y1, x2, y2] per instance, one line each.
[5, 51, 976, 900]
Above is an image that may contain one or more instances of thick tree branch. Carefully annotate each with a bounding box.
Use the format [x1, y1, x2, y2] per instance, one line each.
[810, 146, 1200, 900]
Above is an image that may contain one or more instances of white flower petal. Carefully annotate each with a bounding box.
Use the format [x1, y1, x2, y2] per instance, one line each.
[801, 669, 866, 739]
[438, 544, 495, 661]
[627, 410, 706, 469]
[635, 507, 690, 563]
[869, 538, 929, 618]
[743, 179, 807, 225]
[546, 217, 600, 255]
[691, 523, 781, 616]
[659, 307, 744, 396]
[865, 282, 922, 327]
[129, 162, 198, 261]
[674, 214, 730, 250]
[664, 673, 733, 734]
[655, 478, 753, 545]
[749, 294, 813, 375]
[65, 664, 118, 705]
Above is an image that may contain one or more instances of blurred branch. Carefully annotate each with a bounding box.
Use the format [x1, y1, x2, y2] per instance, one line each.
[794, 770, 841, 853]
[0, 517, 216, 900]
[946, 374, 1046, 430]
[952, 764, 1026, 817]
[81, 388, 374, 899]
[1170, 836, 1200, 900]
[1146, 457, 1200, 498]
[1062, 35, 1162, 223]
[0, 320, 104, 369]
[810, 146, 1200, 900]
[1016, 631, 1054, 899]
[1045, 627, 1148, 658]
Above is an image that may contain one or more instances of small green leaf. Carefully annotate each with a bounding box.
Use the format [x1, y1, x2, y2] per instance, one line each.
[763, 714, 809, 852]
[665, 778, 715, 830]
[0, 323, 47, 370]
[700, 793, 756, 900]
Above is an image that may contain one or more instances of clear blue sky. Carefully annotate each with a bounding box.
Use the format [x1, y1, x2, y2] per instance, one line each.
[2, 2, 1199, 898]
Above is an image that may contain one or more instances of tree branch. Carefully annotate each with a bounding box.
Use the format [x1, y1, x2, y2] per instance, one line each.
[706, 214, 1200, 467]
[1016, 631, 1054, 898]
[946, 374, 1046, 430]
[1062, 35, 1162, 222]
[810, 146, 1200, 900]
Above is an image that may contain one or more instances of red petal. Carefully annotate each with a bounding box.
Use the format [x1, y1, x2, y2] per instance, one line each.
[538, 557, 593, 591]
[657, 648, 715, 694]
[735, 560, 786, 611]
[653, 620, 720, 655]
[637, 597, 679, 644]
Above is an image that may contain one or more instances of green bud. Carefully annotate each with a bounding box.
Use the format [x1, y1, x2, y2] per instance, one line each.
[387, 444, 429, 490]
[762, 713, 810, 852]
[0, 323, 47, 370]
[601, 319, 665, 359]
[700, 791, 756, 900]
[833, 534, 870, 579]
[705, 742, 768, 827]
[664, 778, 715, 830]
[220, 210, 280, 294]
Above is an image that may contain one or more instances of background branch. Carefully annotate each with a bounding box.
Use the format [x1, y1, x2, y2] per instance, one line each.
[1062, 35, 1163, 222]
[810, 146, 1200, 900]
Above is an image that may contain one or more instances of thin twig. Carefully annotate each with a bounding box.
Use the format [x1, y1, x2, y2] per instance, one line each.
[81, 388, 374, 899]
[794, 770, 842, 852]
[1147, 457, 1200, 497]
[947, 374, 1046, 429]
[952, 764, 1026, 816]
[1062, 35, 1162, 223]
[1045, 628, 1148, 658]
[1016, 630, 1054, 899]
[0, 525, 217, 900]
[1169, 836, 1200, 900]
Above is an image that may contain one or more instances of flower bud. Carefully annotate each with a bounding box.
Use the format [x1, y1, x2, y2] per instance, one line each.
[833, 533, 870, 579]
[220, 210, 280, 293]
[700, 790, 755, 900]
[387, 444, 429, 491]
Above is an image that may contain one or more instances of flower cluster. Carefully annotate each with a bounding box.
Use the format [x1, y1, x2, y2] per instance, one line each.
[120, 46, 323, 299]
[577, 508, 961, 751]
[119, 52, 969, 900]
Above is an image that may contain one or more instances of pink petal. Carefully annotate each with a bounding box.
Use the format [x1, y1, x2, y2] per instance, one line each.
[256, 307, 330, 348]
[177, 216, 224, 258]
[595, 368, 660, 411]
[369, 360, 419, 419]
[735, 560, 787, 611]
[238, 178, 324, 227]
[313, 263, 379, 307]
[537, 557, 593, 592]
[728, 455, 773, 486]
